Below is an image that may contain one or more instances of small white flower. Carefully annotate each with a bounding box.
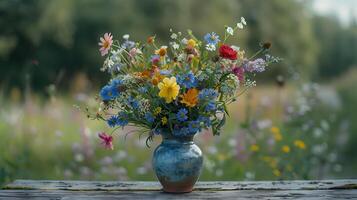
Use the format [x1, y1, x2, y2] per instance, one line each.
[226, 26, 234, 35]
[108, 59, 114, 67]
[205, 44, 216, 51]
[123, 34, 130, 40]
[177, 53, 185, 62]
[171, 42, 179, 50]
[170, 33, 177, 39]
[237, 22, 244, 29]
[241, 17, 247, 25]
[181, 38, 188, 44]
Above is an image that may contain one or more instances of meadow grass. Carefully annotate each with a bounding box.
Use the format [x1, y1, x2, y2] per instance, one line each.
[0, 81, 355, 186]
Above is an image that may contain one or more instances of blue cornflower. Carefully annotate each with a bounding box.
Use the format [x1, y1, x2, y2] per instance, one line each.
[198, 88, 218, 100]
[110, 79, 123, 88]
[100, 85, 118, 101]
[176, 108, 188, 122]
[122, 40, 135, 49]
[188, 120, 201, 134]
[145, 112, 155, 123]
[117, 112, 129, 126]
[205, 101, 216, 112]
[204, 32, 220, 45]
[198, 116, 211, 127]
[128, 96, 139, 109]
[176, 71, 198, 89]
[107, 115, 120, 127]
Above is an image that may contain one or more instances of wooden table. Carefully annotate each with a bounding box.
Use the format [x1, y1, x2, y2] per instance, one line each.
[1, 179, 357, 199]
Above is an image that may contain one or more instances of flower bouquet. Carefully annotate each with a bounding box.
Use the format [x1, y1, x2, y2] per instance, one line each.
[88, 17, 280, 193]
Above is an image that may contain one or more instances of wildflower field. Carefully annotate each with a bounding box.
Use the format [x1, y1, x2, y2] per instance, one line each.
[1, 70, 357, 186]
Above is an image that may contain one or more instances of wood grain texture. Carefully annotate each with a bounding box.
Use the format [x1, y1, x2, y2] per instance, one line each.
[1, 180, 357, 200]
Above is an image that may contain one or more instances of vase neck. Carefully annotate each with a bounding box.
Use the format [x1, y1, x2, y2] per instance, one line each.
[161, 135, 194, 145]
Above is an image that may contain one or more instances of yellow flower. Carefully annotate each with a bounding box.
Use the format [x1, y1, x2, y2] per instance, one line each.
[270, 126, 280, 134]
[269, 159, 277, 168]
[294, 140, 306, 149]
[273, 169, 281, 177]
[180, 88, 199, 107]
[187, 39, 196, 48]
[262, 156, 272, 163]
[161, 117, 168, 125]
[250, 144, 260, 152]
[153, 107, 162, 116]
[155, 46, 167, 57]
[282, 145, 290, 153]
[158, 77, 180, 103]
[270, 126, 282, 141]
[218, 154, 226, 161]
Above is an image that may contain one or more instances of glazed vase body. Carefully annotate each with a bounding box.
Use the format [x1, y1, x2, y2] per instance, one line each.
[152, 135, 203, 193]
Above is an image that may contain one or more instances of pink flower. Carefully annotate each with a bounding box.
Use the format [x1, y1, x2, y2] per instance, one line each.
[129, 48, 142, 58]
[232, 66, 245, 83]
[98, 33, 113, 56]
[98, 132, 114, 150]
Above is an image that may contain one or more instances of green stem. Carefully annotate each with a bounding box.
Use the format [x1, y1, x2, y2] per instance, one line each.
[249, 49, 263, 60]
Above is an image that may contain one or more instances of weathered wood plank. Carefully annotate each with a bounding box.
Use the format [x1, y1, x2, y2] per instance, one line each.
[3, 179, 357, 191]
[0, 189, 357, 200]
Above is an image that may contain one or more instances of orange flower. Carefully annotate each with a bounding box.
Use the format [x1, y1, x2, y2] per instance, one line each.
[136, 70, 151, 79]
[180, 88, 198, 107]
[155, 46, 167, 57]
[152, 73, 165, 85]
[147, 36, 155, 44]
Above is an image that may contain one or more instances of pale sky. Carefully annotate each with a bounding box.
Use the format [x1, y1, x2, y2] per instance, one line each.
[312, 0, 357, 25]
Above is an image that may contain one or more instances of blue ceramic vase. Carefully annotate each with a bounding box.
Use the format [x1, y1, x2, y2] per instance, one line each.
[152, 135, 203, 193]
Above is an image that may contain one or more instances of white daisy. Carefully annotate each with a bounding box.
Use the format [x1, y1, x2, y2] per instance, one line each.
[237, 22, 244, 29]
[170, 33, 178, 39]
[206, 44, 216, 51]
[123, 34, 130, 40]
[241, 17, 247, 25]
[171, 42, 179, 50]
[226, 26, 234, 35]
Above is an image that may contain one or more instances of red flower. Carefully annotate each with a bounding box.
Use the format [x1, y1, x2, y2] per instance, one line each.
[219, 45, 237, 60]
[98, 132, 114, 150]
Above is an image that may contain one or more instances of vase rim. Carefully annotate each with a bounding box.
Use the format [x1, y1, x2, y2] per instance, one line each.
[161, 135, 194, 144]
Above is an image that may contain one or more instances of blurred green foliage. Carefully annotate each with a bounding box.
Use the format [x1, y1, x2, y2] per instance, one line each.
[0, 0, 355, 92]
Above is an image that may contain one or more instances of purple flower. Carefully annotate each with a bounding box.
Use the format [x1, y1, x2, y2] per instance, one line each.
[151, 55, 160, 64]
[243, 58, 266, 72]
[232, 66, 245, 82]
